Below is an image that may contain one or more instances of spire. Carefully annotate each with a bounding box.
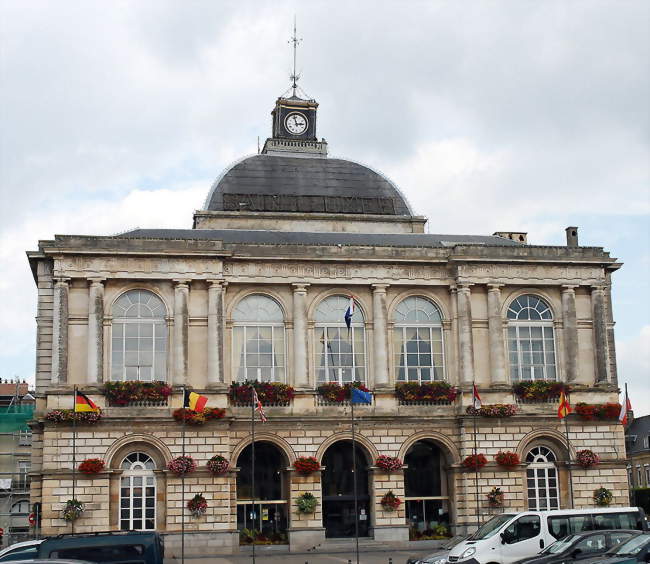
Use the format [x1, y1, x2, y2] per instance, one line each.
[288, 16, 302, 97]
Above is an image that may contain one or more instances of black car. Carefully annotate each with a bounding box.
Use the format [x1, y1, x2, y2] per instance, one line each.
[581, 533, 650, 564]
[514, 530, 640, 564]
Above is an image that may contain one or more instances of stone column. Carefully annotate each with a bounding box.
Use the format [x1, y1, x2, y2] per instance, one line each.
[457, 284, 475, 385]
[51, 278, 69, 384]
[292, 284, 310, 388]
[86, 278, 105, 385]
[173, 281, 190, 386]
[591, 285, 609, 383]
[372, 284, 390, 387]
[561, 285, 579, 383]
[448, 286, 459, 385]
[207, 280, 226, 386]
[487, 284, 507, 385]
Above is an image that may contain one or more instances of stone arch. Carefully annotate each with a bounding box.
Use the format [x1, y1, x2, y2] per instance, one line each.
[225, 288, 289, 322]
[517, 428, 574, 461]
[307, 288, 370, 323]
[387, 291, 449, 322]
[108, 286, 171, 317]
[399, 431, 461, 465]
[104, 433, 172, 470]
[315, 431, 379, 465]
[500, 288, 559, 320]
[232, 432, 296, 467]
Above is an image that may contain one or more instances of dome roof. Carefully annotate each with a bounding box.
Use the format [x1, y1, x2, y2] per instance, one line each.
[204, 154, 413, 215]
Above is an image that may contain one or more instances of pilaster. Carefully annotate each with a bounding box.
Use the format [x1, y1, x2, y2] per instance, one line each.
[86, 278, 105, 385]
[173, 280, 190, 386]
[207, 280, 226, 386]
[487, 284, 507, 385]
[371, 284, 390, 388]
[51, 278, 69, 384]
[591, 285, 609, 384]
[456, 283, 475, 385]
[292, 284, 310, 388]
[561, 285, 579, 383]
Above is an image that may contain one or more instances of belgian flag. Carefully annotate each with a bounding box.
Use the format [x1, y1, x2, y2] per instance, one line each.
[184, 389, 208, 412]
[75, 391, 100, 413]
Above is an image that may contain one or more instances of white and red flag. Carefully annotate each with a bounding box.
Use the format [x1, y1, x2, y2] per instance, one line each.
[618, 387, 632, 425]
[472, 383, 482, 410]
[252, 388, 268, 423]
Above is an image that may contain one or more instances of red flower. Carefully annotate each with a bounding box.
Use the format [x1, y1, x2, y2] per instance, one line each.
[293, 456, 321, 475]
[495, 451, 520, 467]
[78, 458, 105, 474]
[462, 453, 488, 470]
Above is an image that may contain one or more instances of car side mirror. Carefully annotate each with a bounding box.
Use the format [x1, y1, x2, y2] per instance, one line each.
[571, 548, 582, 558]
[500, 533, 506, 545]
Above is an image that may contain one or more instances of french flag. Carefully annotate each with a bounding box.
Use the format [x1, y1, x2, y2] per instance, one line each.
[344, 296, 355, 330]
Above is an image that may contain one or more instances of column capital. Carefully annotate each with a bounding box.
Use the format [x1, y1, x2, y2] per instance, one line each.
[291, 283, 310, 292]
[590, 284, 606, 293]
[207, 278, 226, 287]
[457, 283, 473, 293]
[371, 283, 390, 292]
[173, 279, 191, 289]
[561, 284, 578, 293]
[54, 277, 70, 286]
[87, 277, 105, 286]
[487, 283, 504, 292]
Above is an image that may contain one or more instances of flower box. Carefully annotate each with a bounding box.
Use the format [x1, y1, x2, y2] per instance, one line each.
[167, 455, 197, 476]
[293, 456, 321, 475]
[512, 382, 567, 402]
[316, 382, 370, 404]
[380, 491, 402, 511]
[78, 458, 105, 474]
[395, 382, 458, 404]
[62, 499, 84, 522]
[375, 455, 403, 472]
[576, 449, 600, 468]
[494, 451, 520, 468]
[103, 381, 172, 406]
[295, 492, 318, 514]
[593, 487, 613, 506]
[575, 403, 621, 421]
[172, 407, 225, 425]
[466, 404, 517, 417]
[187, 494, 208, 517]
[229, 381, 295, 406]
[45, 409, 101, 425]
[206, 455, 230, 475]
[487, 487, 504, 507]
[462, 453, 488, 470]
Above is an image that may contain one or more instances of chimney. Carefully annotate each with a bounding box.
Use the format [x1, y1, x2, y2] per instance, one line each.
[566, 226, 579, 247]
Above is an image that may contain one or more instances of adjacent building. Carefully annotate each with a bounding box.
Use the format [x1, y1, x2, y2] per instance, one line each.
[27, 88, 629, 554]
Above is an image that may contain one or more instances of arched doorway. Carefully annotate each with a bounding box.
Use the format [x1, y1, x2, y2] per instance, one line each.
[526, 446, 559, 510]
[120, 452, 157, 530]
[404, 440, 451, 538]
[321, 441, 370, 538]
[236, 441, 288, 543]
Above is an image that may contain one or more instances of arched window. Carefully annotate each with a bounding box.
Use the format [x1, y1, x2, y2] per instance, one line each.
[111, 290, 167, 381]
[507, 295, 556, 381]
[526, 446, 559, 510]
[393, 297, 445, 382]
[315, 296, 366, 384]
[232, 295, 286, 382]
[120, 452, 156, 530]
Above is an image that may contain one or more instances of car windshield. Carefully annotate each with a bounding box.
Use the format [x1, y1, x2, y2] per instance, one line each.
[607, 535, 650, 556]
[471, 514, 516, 540]
[541, 535, 580, 554]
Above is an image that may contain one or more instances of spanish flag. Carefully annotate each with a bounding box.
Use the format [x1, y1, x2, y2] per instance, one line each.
[557, 389, 572, 419]
[184, 389, 208, 412]
[75, 391, 100, 413]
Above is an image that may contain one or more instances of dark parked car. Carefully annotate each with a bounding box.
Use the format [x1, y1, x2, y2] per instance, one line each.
[581, 533, 650, 564]
[514, 530, 640, 564]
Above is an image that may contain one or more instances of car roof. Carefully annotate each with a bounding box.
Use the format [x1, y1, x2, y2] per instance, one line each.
[0, 540, 44, 555]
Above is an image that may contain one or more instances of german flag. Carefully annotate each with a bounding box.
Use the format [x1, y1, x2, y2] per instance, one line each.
[557, 389, 572, 419]
[75, 391, 100, 413]
[184, 390, 208, 411]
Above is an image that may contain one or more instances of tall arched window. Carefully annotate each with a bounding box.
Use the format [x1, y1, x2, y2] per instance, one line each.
[507, 295, 556, 381]
[526, 446, 559, 510]
[111, 290, 167, 381]
[232, 295, 286, 382]
[120, 452, 156, 530]
[393, 297, 445, 382]
[315, 296, 366, 384]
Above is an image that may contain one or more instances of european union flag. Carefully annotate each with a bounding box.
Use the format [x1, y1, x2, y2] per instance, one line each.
[351, 387, 372, 404]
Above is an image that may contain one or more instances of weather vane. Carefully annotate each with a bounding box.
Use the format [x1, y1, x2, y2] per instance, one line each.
[288, 16, 302, 97]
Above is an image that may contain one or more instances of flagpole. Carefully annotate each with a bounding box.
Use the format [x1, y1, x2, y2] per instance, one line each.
[472, 382, 480, 530]
[181, 386, 186, 564]
[72, 386, 77, 536]
[350, 394, 360, 564]
[564, 389, 574, 509]
[251, 384, 256, 564]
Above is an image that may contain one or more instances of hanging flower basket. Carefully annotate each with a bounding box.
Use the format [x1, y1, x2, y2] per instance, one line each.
[187, 494, 208, 518]
[512, 382, 566, 402]
[375, 455, 403, 472]
[487, 487, 505, 507]
[206, 455, 230, 475]
[172, 407, 226, 425]
[466, 404, 517, 417]
[395, 382, 458, 403]
[229, 381, 295, 406]
[295, 492, 319, 514]
[593, 487, 613, 506]
[62, 499, 84, 522]
[103, 381, 172, 406]
[78, 458, 105, 474]
[45, 409, 101, 425]
[575, 403, 621, 421]
[293, 456, 321, 475]
[462, 453, 488, 470]
[494, 451, 520, 468]
[380, 491, 402, 511]
[577, 450, 600, 468]
[316, 382, 371, 403]
[167, 455, 197, 476]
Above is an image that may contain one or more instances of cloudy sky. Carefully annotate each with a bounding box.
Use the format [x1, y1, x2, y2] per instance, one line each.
[1, 1, 648, 413]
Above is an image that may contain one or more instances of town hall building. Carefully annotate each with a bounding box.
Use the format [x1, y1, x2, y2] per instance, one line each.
[27, 84, 629, 554]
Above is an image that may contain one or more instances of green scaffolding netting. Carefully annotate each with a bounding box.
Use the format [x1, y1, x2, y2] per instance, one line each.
[0, 405, 34, 433]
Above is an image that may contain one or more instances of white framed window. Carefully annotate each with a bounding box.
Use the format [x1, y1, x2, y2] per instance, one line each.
[315, 295, 366, 384]
[643, 435, 649, 449]
[393, 296, 445, 382]
[526, 446, 560, 510]
[645, 465, 650, 486]
[507, 295, 557, 382]
[120, 452, 156, 530]
[111, 290, 167, 381]
[232, 295, 286, 382]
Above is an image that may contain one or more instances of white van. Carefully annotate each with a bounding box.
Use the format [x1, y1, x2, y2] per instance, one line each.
[447, 507, 647, 564]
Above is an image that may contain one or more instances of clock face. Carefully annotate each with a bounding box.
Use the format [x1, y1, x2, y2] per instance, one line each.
[284, 112, 308, 135]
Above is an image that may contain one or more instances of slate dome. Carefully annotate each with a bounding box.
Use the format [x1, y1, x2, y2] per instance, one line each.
[204, 154, 413, 216]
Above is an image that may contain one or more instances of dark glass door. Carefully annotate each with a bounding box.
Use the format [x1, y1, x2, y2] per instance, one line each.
[321, 441, 370, 538]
